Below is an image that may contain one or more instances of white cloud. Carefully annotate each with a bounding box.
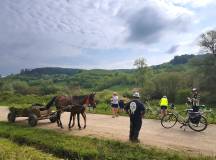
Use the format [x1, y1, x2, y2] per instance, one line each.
[0, 0, 215, 74]
[166, 0, 215, 8]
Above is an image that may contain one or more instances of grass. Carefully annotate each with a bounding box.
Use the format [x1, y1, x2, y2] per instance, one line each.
[0, 92, 215, 124]
[87, 102, 216, 124]
[0, 92, 53, 108]
[0, 138, 59, 160]
[0, 122, 215, 160]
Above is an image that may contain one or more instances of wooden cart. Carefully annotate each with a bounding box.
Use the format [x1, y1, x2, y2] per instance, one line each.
[7, 104, 57, 127]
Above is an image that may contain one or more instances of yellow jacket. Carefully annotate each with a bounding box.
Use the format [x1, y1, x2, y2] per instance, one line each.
[160, 98, 168, 107]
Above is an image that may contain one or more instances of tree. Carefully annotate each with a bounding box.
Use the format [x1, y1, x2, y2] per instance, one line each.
[13, 81, 29, 95]
[39, 84, 58, 95]
[153, 72, 181, 102]
[0, 81, 3, 93]
[200, 30, 216, 55]
[198, 30, 216, 104]
[198, 55, 216, 104]
[134, 57, 148, 87]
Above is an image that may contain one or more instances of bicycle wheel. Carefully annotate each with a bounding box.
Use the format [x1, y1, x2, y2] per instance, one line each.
[188, 116, 208, 132]
[161, 113, 177, 128]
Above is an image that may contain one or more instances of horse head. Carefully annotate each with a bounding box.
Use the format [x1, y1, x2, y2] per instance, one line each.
[88, 92, 96, 107]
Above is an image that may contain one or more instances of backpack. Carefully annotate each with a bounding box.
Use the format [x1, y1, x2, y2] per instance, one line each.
[189, 112, 201, 124]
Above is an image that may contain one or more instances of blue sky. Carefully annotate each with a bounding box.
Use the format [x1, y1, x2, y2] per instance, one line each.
[0, 0, 216, 75]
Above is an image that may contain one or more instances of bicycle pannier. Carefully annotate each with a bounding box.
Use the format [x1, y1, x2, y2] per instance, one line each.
[189, 112, 201, 124]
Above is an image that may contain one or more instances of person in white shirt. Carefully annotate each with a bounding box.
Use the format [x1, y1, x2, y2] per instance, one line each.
[111, 92, 119, 118]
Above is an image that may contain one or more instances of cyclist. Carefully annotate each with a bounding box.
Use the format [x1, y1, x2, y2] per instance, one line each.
[159, 96, 168, 117]
[125, 92, 145, 143]
[191, 88, 200, 112]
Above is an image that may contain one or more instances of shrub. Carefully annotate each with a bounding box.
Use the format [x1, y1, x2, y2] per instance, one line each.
[13, 81, 29, 95]
[175, 89, 191, 104]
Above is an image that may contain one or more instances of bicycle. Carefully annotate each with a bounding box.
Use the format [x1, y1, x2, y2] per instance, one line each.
[161, 108, 208, 132]
[201, 106, 216, 123]
[187, 104, 216, 123]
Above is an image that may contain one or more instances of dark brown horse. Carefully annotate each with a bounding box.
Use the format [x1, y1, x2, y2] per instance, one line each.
[46, 93, 96, 129]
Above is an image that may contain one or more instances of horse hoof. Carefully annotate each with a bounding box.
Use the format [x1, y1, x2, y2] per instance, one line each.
[79, 127, 82, 130]
[83, 126, 86, 129]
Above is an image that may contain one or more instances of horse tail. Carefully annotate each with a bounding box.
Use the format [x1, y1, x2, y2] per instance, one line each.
[46, 96, 57, 109]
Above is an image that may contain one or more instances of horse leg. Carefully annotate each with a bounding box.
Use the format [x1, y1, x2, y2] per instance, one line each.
[77, 113, 81, 129]
[68, 112, 73, 129]
[56, 111, 60, 127]
[59, 112, 63, 129]
[71, 114, 76, 128]
[82, 112, 87, 129]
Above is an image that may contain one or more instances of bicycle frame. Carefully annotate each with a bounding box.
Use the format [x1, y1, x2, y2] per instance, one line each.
[168, 109, 189, 125]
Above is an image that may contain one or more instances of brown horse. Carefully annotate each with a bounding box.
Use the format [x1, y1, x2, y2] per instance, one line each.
[46, 93, 96, 129]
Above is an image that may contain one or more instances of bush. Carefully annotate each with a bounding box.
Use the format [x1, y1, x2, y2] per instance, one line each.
[1, 83, 14, 93]
[13, 81, 29, 95]
[175, 89, 191, 104]
[0, 93, 52, 107]
[39, 85, 58, 95]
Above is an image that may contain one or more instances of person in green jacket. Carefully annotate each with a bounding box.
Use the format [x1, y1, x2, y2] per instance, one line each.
[160, 96, 168, 117]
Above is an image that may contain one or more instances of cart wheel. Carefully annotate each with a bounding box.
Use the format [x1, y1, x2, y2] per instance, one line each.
[28, 114, 38, 127]
[49, 113, 57, 123]
[8, 112, 16, 123]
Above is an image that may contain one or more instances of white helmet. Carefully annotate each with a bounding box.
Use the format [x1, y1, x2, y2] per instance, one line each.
[192, 88, 197, 92]
[133, 92, 140, 98]
[163, 96, 167, 98]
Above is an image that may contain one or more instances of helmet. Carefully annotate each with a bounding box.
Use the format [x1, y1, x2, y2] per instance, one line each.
[192, 88, 197, 92]
[133, 92, 140, 98]
[163, 96, 167, 98]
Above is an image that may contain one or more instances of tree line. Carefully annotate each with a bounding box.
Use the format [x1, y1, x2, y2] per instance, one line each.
[0, 30, 215, 106]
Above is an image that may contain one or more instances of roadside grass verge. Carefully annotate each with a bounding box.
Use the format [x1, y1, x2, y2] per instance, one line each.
[87, 103, 216, 124]
[0, 138, 59, 160]
[0, 93, 52, 108]
[0, 122, 215, 160]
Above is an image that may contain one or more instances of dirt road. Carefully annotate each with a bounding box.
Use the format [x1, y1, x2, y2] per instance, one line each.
[0, 107, 216, 156]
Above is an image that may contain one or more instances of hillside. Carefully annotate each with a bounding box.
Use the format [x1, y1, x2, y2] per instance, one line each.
[0, 54, 206, 93]
[0, 53, 215, 105]
[18, 54, 199, 76]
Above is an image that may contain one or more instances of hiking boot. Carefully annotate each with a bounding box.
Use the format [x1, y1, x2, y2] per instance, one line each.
[132, 139, 140, 143]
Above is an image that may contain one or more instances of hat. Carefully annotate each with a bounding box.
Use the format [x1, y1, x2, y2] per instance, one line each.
[163, 96, 167, 98]
[113, 92, 117, 95]
[133, 92, 140, 98]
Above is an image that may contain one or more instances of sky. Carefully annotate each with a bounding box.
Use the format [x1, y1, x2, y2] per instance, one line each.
[0, 0, 216, 75]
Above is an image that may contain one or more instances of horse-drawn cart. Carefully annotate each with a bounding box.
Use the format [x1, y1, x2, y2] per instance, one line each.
[7, 104, 57, 127]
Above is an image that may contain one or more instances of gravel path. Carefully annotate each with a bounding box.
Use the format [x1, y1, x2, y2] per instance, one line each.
[0, 107, 216, 156]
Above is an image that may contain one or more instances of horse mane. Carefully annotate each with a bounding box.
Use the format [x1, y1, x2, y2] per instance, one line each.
[46, 96, 57, 109]
[72, 94, 89, 104]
